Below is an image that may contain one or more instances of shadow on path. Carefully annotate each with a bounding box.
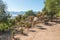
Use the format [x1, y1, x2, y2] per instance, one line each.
[29, 30, 36, 32]
[38, 27, 47, 30]
[36, 25, 47, 30]
[44, 22, 56, 26]
[22, 32, 28, 36]
[54, 21, 60, 24]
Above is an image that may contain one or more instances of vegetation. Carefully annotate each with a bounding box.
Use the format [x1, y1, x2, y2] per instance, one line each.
[44, 0, 60, 21]
[25, 10, 35, 17]
[0, 0, 60, 40]
[0, 0, 12, 31]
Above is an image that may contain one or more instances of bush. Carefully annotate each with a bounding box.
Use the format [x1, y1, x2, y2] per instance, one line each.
[0, 22, 12, 31]
[25, 22, 32, 28]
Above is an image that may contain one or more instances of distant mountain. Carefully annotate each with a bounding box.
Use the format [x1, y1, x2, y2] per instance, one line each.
[9, 11, 25, 16]
[9, 11, 38, 18]
[9, 11, 25, 18]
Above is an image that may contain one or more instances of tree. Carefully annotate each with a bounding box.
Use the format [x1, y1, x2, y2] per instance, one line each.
[45, 0, 60, 21]
[0, 0, 11, 31]
[45, 0, 60, 13]
[25, 10, 35, 17]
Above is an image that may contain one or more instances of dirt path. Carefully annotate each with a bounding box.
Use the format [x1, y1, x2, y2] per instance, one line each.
[33, 24, 60, 40]
[15, 22, 60, 40]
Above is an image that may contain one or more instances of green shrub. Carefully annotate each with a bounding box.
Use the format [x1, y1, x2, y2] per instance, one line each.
[0, 22, 12, 31]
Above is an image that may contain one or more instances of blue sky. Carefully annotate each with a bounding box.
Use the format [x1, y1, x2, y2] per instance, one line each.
[3, 0, 45, 12]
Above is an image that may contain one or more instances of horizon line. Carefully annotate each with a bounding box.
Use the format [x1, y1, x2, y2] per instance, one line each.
[7, 10, 42, 12]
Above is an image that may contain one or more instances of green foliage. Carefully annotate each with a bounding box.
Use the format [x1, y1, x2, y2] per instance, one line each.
[44, 0, 60, 21]
[15, 15, 22, 22]
[21, 15, 26, 21]
[0, 0, 12, 31]
[0, 22, 12, 31]
[0, 0, 7, 22]
[45, 0, 60, 13]
[25, 10, 35, 17]
[56, 11, 60, 17]
[58, 12, 60, 17]
[15, 15, 26, 23]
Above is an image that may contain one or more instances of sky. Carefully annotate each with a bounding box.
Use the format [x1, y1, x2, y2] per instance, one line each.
[3, 0, 45, 12]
